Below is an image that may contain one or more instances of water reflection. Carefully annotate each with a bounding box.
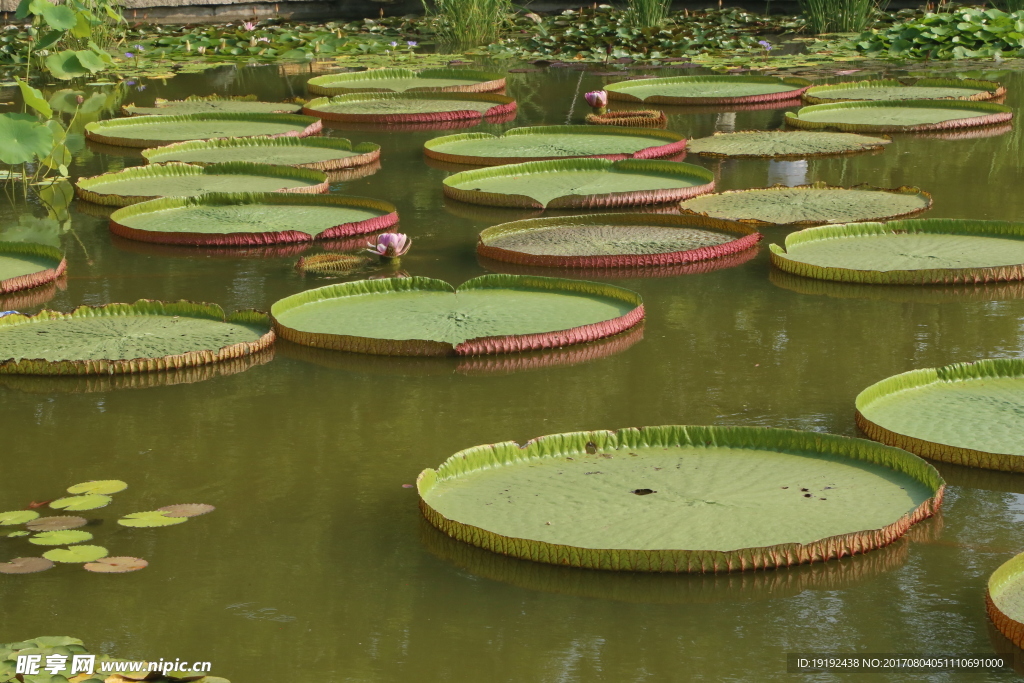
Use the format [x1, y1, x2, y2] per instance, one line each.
[769, 268, 1024, 304]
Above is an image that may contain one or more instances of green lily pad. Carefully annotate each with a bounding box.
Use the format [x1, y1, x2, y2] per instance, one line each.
[67, 479, 127, 495]
[307, 67, 505, 96]
[141, 136, 380, 171]
[604, 75, 810, 105]
[443, 158, 714, 209]
[685, 130, 891, 159]
[987, 550, 1024, 649]
[83, 556, 148, 573]
[84, 112, 322, 148]
[6, 530, 29, 537]
[856, 358, 1024, 473]
[0, 509, 39, 525]
[109, 192, 398, 247]
[118, 510, 188, 527]
[0, 556, 54, 573]
[0, 300, 273, 376]
[49, 495, 112, 511]
[302, 92, 516, 123]
[28, 529, 93, 545]
[271, 274, 644, 356]
[25, 515, 88, 531]
[123, 97, 303, 116]
[42, 544, 108, 563]
[802, 78, 1005, 105]
[157, 503, 215, 517]
[0, 113, 54, 165]
[418, 425, 944, 572]
[679, 184, 932, 227]
[785, 100, 1014, 133]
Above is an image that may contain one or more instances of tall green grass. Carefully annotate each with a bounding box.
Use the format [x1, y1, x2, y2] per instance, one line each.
[627, 0, 671, 27]
[800, 0, 875, 33]
[424, 0, 513, 52]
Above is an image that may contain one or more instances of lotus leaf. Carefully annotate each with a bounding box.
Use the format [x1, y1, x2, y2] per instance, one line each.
[604, 75, 810, 105]
[6, 531, 29, 537]
[785, 100, 1013, 133]
[156, 503, 215, 517]
[83, 556, 148, 573]
[67, 479, 127, 495]
[802, 78, 1005, 105]
[141, 136, 380, 171]
[0, 113, 54, 165]
[0, 300, 274, 376]
[42, 545, 108, 563]
[75, 162, 328, 207]
[679, 184, 931, 227]
[302, 92, 516, 123]
[0, 556, 53, 573]
[271, 274, 644, 356]
[109, 193, 398, 247]
[307, 68, 505, 95]
[685, 130, 891, 158]
[25, 516, 87, 531]
[49, 495, 111, 511]
[118, 511, 188, 527]
[0, 510, 39, 525]
[28, 529, 93, 545]
[84, 112, 322, 148]
[769, 219, 1024, 285]
[443, 158, 714, 209]
[423, 126, 686, 166]
[856, 359, 1024, 473]
[987, 551, 1024, 649]
[123, 98, 303, 116]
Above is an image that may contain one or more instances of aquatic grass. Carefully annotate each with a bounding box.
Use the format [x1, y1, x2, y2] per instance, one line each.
[628, 0, 671, 27]
[423, 0, 513, 52]
[800, 0, 875, 34]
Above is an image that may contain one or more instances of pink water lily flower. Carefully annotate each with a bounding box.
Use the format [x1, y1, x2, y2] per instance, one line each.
[242, 20, 256, 31]
[584, 90, 608, 109]
[368, 232, 411, 258]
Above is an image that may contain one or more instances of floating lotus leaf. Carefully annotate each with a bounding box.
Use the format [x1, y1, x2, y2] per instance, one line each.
[0, 510, 39, 525]
[785, 100, 1013, 133]
[118, 510, 188, 527]
[424, 126, 686, 166]
[28, 529, 93, 545]
[585, 110, 667, 128]
[75, 162, 329, 207]
[156, 503, 215, 517]
[987, 551, 1024, 648]
[477, 213, 761, 269]
[0, 242, 66, 296]
[123, 96, 304, 116]
[0, 556, 53, 573]
[769, 219, 1024, 285]
[6, 530, 29, 537]
[84, 112, 323, 148]
[271, 274, 644, 357]
[109, 193, 398, 247]
[67, 479, 127, 495]
[0, 300, 274, 375]
[679, 184, 931, 227]
[418, 425, 944, 572]
[685, 130, 891, 158]
[141, 136, 380, 171]
[856, 358, 1024, 473]
[50, 494, 111, 511]
[443, 158, 714, 209]
[802, 78, 1005, 105]
[307, 67, 505, 96]
[302, 92, 516, 124]
[604, 75, 811, 105]
[83, 556, 149, 573]
[25, 515, 88, 531]
[42, 544, 108, 563]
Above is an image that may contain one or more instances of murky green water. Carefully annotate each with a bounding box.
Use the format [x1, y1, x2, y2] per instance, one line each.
[2, 63, 1024, 681]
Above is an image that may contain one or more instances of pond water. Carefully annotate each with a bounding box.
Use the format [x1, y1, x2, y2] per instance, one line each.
[2, 63, 1024, 682]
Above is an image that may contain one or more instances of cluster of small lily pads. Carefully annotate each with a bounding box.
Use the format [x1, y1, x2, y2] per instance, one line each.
[0, 479, 214, 575]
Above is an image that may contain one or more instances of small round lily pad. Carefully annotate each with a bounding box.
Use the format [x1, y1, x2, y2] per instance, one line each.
[28, 529, 93, 545]
[785, 99, 1013, 133]
[605, 75, 811, 105]
[50, 494, 112, 511]
[0, 510, 39, 525]
[302, 92, 516, 124]
[84, 112, 323, 148]
[0, 556, 54, 573]
[802, 78, 1005, 105]
[42, 544, 108, 563]
[67, 479, 127, 495]
[123, 96, 304, 116]
[0, 242, 67, 296]
[118, 511, 189, 527]
[156, 503, 215, 517]
[25, 515, 88, 531]
[307, 67, 505, 96]
[685, 130, 891, 159]
[141, 136, 380, 171]
[83, 556, 149, 573]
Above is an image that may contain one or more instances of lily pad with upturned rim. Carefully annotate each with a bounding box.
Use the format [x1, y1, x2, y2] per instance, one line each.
[109, 193, 399, 247]
[306, 67, 506, 96]
[769, 219, 1024, 285]
[0, 556, 53, 573]
[423, 126, 686, 166]
[785, 100, 1013, 133]
[443, 158, 714, 210]
[75, 162, 329, 207]
[0, 242, 67, 296]
[0, 300, 274, 376]
[271, 274, 644, 357]
[679, 184, 932, 227]
[856, 358, 1024, 473]
[477, 213, 761, 269]
[302, 92, 517, 124]
[118, 510, 188, 527]
[42, 544, 108, 563]
[417, 425, 944, 572]
[604, 75, 811, 105]
[67, 479, 127, 495]
[802, 78, 1005, 105]
[685, 130, 891, 159]
[141, 136, 380, 171]
[49, 494, 112, 511]
[84, 112, 323, 148]
[83, 556, 149, 573]
[123, 96, 304, 116]
[987, 551, 1024, 648]
[28, 529, 93, 545]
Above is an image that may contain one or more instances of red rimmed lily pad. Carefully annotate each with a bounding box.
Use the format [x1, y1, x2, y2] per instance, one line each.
[303, 92, 516, 124]
[307, 67, 505, 96]
[0, 242, 66, 296]
[605, 75, 811, 105]
[84, 112, 323, 148]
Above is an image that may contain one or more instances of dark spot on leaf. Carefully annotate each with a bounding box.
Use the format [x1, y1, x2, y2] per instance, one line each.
[781, 486, 788, 489]
[584, 471, 602, 475]
[804, 493, 812, 498]
[800, 488, 809, 492]
[585, 441, 597, 454]
[632, 489, 656, 495]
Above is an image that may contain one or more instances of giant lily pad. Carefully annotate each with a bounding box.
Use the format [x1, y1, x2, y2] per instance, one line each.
[271, 275, 644, 357]
[0, 556, 53, 573]
[679, 184, 931, 227]
[856, 358, 1024, 473]
[141, 136, 380, 171]
[477, 213, 760, 269]
[417, 425, 944, 572]
[604, 75, 811, 105]
[75, 162, 329, 207]
[987, 551, 1024, 648]
[302, 92, 516, 124]
[84, 112, 323, 148]
[42, 544, 108, 563]
[785, 100, 1013, 133]
[0, 300, 274, 375]
[685, 130, 891, 159]
[123, 96, 304, 116]
[423, 125, 686, 166]
[769, 219, 1024, 285]
[443, 158, 714, 210]
[0, 242, 66, 296]
[803, 78, 1005, 105]
[28, 529, 93, 545]
[307, 67, 505, 96]
[109, 193, 399, 247]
